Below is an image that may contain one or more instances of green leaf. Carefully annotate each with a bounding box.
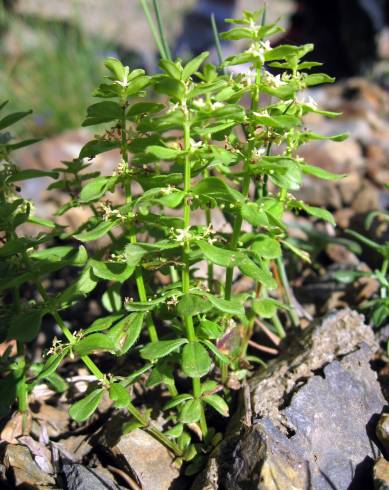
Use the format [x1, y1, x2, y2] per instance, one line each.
[192, 177, 242, 206]
[79, 140, 120, 159]
[111, 312, 144, 354]
[102, 283, 122, 313]
[241, 202, 269, 227]
[220, 27, 254, 41]
[198, 320, 224, 340]
[7, 309, 44, 342]
[74, 220, 119, 242]
[82, 101, 122, 126]
[109, 383, 131, 408]
[140, 338, 188, 360]
[56, 267, 98, 307]
[165, 424, 184, 438]
[127, 102, 163, 117]
[300, 203, 335, 226]
[253, 113, 301, 129]
[163, 393, 193, 410]
[146, 145, 182, 160]
[177, 294, 212, 317]
[155, 78, 185, 100]
[181, 342, 212, 378]
[69, 388, 104, 422]
[202, 339, 229, 364]
[203, 292, 245, 316]
[74, 333, 116, 356]
[7, 169, 59, 182]
[197, 240, 243, 268]
[122, 419, 144, 434]
[79, 176, 114, 203]
[252, 298, 288, 318]
[304, 73, 335, 86]
[182, 51, 209, 80]
[0, 110, 32, 131]
[90, 259, 134, 283]
[238, 257, 277, 289]
[37, 351, 68, 381]
[105, 57, 126, 80]
[202, 394, 229, 416]
[31, 246, 87, 267]
[300, 163, 344, 180]
[85, 314, 124, 334]
[180, 399, 202, 423]
[124, 243, 146, 267]
[159, 59, 182, 79]
[252, 236, 281, 259]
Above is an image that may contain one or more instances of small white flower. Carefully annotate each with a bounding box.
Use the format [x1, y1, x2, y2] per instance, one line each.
[210, 101, 224, 110]
[193, 98, 206, 108]
[167, 102, 179, 114]
[263, 72, 286, 88]
[174, 227, 191, 243]
[190, 138, 203, 149]
[252, 148, 266, 162]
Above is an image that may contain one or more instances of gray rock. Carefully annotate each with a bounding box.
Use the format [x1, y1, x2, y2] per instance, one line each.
[4, 444, 57, 489]
[194, 309, 386, 490]
[62, 463, 121, 490]
[96, 417, 180, 490]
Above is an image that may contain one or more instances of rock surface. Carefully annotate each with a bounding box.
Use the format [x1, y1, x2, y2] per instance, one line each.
[96, 417, 180, 490]
[194, 309, 386, 490]
[376, 413, 389, 457]
[61, 462, 121, 490]
[4, 444, 56, 488]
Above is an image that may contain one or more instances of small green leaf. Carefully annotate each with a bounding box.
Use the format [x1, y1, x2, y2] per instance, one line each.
[8, 309, 44, 342]
[79, 176, 114, 203]
[198, 320, 224, 340]
[79, 140, 120, 159]
[102, 283, 122, 313]
[204, 293, 245, 316]
[181, 342, 212, 378]
[165, 424, 184, 438]
[182, 51, 209, 80]
[177, 294, 212, 318]
[203, 394, 229, 417]
[202, 340, 229, 364]
[69, 388, 104, 422]
[74, 333, 116, 356]
[163, 393, 193, 410]
[238, 257, 277, 289]
[82, 101, 122, 126]
[146, 145, 182, 160]
[253, 298, 287, 318]
[74, 220, 119, 242]
[140, 338, 188, 360]
[0, 110, 32, 131]
[197, 240, 243, 268]
[300, 163, 344, 180]
[109, 383, 131, 408]
[90, 259, 134, 283]
[124, 243, 146, 267]
[180, 399, 202, 423]
[252, 236, 281, 259]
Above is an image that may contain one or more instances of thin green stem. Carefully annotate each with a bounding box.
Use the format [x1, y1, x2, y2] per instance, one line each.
[152, 0, 171, 60]
[211, 13, 224, 70]
[140, 0, 167, 59]
[182, 111, 208, 437]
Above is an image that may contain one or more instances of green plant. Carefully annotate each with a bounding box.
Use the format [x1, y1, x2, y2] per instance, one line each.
[336, 198, 389, 328]
[0, 8, 346, 473]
